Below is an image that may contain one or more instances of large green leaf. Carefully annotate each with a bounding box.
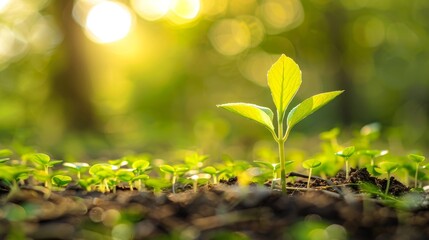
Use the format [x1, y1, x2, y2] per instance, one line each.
[217, 103, 275, 132]
[287, 91, 343, 130]
[267, 54, 302, 120]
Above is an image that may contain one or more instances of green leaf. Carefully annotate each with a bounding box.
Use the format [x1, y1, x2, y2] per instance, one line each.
[267, 54, 302, 120]
[336, 146, 356, 158]
[27, 153, 51, 166]
[217, 103, 274, 132]
[408, 154, 425, 164]
[159, 165, 175, 174]
[0, 149, 13, 158]
[287, 91, 344, 130]
[132, 160, 150, 170]
[376, 161, 399, 174]
[51, 175, 72, 187]
[302, 159, 322, 169]
[202, 166, 217, 175]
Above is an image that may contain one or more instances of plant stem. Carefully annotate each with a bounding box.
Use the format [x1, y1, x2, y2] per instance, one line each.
[172, 174, 177, 194]
[345, 158, 349, 180]
[415, 163, 419, 188]
[307, 168, 312, 189]
[385, 173, 391, 195]
[277, 120, 287, 193]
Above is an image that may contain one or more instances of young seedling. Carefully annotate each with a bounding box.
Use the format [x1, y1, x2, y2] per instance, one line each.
[335, 146, 355, 180]
[131, 159, 151, 191]
[159, 164, 189, 193]
[0, 165, 32, 196]
[407, 153, 425, 188]
[302, 159, 322, 189]
[202, 166, 226, 184]
[254, 160, 294, 190]
[376, 161, 399, 195]
[145, 178, 171, 195]
[89, 163, 116, 193]
[218, 54, 343, 192]
[116, 169, 135, 191]
[63, 162, 90, 180]
[188, 173, 211, 193]
[358, 149, 388, 176]
[51, 175, 72, 189]
[25, 153, 62, 188]
[319, 128, 340, 152]
[184, 153, 208, 170]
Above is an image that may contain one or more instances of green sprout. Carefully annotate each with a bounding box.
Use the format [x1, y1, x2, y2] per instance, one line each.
[358, 149, 388, 176]
[184, 152, 208, 170]
[159, 164, 189, 193]
[89, 163, 116, 193]
[407, 153, 425, 188]
[25, 153, 62, 188]
[218, 54, 343, 193]
[202, 166, 226, 184]
[63, 162, 90, 180]
[145, 178, 171, 195]
[302, 159, 322, 189]
[319, 127, 340, 152]
[188, 173, 211, 193]
[376, 161, 399, 195]
[116, 169, 136, 191]
[131, 159, 151, 191]
[254, 160, 293, 190]
[0, 165, 32, 196]
[335, 146, 355, 180]
[51, 175, 72, 189]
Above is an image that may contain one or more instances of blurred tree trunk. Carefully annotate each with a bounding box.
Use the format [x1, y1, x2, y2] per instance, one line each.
[326, 2, 353, 125]
[50, 1, 98, 131]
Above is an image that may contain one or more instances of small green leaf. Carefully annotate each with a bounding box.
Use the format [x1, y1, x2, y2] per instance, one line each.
[132, 160, 150, 170]
[359, 150, 388, 158]
[159, 165, 175, 174]
[302, 159, 322, 169]
[51, 175, 72, 187]
[27, 153, 51, 166]
[335, 146, 356, 158]
[133, 174, 149, 181]
[267, 54, 302, 120]
[408, 154, 425, 164]
[376, 161, 399, 174]
[116, 169, 134, 182]
[217, 103, 274, 132]
[287, 91, 343, 130]
[202, 166, 217, 175]
[63, 162, 90, 170]
[0, 149, 13, 158]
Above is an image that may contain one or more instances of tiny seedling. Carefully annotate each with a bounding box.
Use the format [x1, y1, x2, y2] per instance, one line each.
[359, 150, 388, 167]
[335, 146, 355, 180]
[89, 163, 116, 193]
[202, 166, 226, 184]
[63, 162, 90, 180]
[254, 160, 293, 190]
[376, 161, 399, 195]
[116, 169, 136, 191]
[302, 159, 322, 188]
[188, 173, 211, 193]
[131, 159, 151, 191]
[407, 153, 425, 188]
[218, 54, 343, 192]
[25, 153, 62, 188]
[159, 164, 189, 193]
[319, 128, 340, 152]
[184, 152, 208, 170]
[51, 175, 72, 189]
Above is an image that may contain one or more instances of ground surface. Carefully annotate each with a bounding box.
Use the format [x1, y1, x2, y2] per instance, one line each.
[1, 168, 429, 240]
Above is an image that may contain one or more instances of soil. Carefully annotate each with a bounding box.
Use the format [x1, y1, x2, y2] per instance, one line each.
[1, 168, 429, 240]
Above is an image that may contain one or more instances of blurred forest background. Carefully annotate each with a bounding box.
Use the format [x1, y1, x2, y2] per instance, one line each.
[0, 0, 428, 160]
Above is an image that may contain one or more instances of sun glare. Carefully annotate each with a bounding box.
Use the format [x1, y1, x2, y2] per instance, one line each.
[131, 0, 172, 21]
[0, 0, 10, 13]
[85, 1, 133, 44]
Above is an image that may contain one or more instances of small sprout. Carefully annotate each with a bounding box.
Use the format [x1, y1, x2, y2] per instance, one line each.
[51, 175, 72, 188]
[25, 153, 62, 188]
[254, 160, 293, 190]
[408, 153, 426, 188]
[376, 161, 399, 195]
[116, 169, 135, 191]
[108, 159, 128, 169]
[89, 163, 116, 193]
[188, 173, 211, 193]
[133, 174, 150, 191]
[63, 162, 90, 180]
[359, 150, 388, 167]
[159, 164, 189, 193]
[302, 159, 322, 189]
[319, 128, 340, 150]
[202, 166, 225, 184]
[0, 165, 32, 195]
[218, 54, 343, 193]
[335, 146, 355, 180]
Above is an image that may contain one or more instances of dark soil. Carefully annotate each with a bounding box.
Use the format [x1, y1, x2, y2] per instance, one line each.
[1, 168, 429, 240]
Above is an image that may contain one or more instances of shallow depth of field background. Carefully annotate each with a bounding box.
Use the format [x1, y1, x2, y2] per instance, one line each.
[0, 0, 428, 160]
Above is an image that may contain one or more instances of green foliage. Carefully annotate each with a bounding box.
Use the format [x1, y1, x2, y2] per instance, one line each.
[218, 54, 343, 192]
[0, 148, 13, 163]
[51, 175, 72, 188]
[408, 154, 426, 188]
[376, 161, 399, 195]
[302, 159, 322, 188]
[335, 146, 356, 180]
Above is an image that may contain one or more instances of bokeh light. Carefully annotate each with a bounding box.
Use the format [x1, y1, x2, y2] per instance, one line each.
[85, 1, 133, 43]
[258, 0, 304, 34]
[131, 0, 172, 21]
[209, 18, 251, 56]
[168, 0, 200, 24]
